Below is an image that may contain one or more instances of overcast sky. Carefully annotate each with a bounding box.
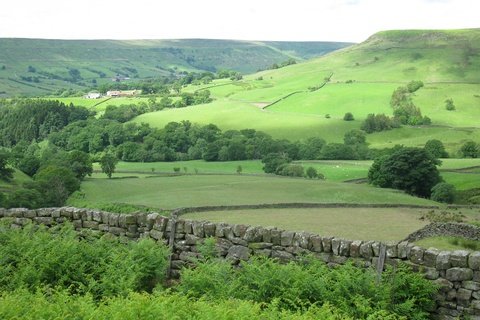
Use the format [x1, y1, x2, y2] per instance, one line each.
[0, 0, 477, 43]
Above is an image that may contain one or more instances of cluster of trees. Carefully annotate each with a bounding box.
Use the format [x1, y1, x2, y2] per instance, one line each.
[390, 81, 431, 126]
[267, 58, 296, 70]
[0, 99, 93, 147]
[360, 81, 431, 134]
[0, 147, 93, 209]
[367, 146, 458, 202]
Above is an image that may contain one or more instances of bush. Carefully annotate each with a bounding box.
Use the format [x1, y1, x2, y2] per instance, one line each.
[177, 255, 437, 318]
[0, 222, 169, 298]
[430, 182, 457, 204]
[343, 112, 354, 121]
[306, 167, 318, 179]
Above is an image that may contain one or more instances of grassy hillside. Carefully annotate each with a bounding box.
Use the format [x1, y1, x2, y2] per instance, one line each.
[129, 28, 480, 153]
[0, 38, 353, 97]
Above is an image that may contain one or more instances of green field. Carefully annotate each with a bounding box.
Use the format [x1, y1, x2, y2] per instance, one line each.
[81, 174, 439, 211]
[182, 207, 430, 242]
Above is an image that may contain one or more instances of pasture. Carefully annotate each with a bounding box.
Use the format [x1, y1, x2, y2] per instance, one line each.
[181, 207, 431, 242]
[81, 174, 439, 210]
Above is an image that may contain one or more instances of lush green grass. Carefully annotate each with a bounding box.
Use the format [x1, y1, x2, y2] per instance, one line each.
[440, 172, 480, 190]
[268, 82, 398, 119]
[93, 160, 266, 175]
[131, 100, 360, 143]
[182, 207, 430, 242]
[415, 236, 480, 252]
[439, 158, 480, 169]
[411, 84, 480, 127]
[81, 174, 439, 210]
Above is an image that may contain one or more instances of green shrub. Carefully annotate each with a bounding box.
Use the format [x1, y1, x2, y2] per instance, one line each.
[0, 221, 169, 299]
[430, 182, 457, 204]
[177, 254, 437, 318]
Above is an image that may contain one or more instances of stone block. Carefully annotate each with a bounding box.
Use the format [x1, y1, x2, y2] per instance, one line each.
[410, 246, 425, 264]
[184, 219, 193, 234]
[360, 241, 374, 260]
[215, 222, 229, 237]
[82, 221, 99, 230]
[462, 281, 480, 291]
[92, 210, 103, 222]
[385, 241, 398, 258]
[293, 231, 311, 249]
[437, 251, 452, 270]
[108, 227, 126, 236]
[244, 226, 264, 242]
[331, 238, 342, 255]
[310, 236, 323, 253]
[23, 210, 37, 218]
[108, 213, 119, 227]
[339, 239, 352, 256]
[281, 231, 295, 246]
[135, 212, 148, 227]
[285, 246, 306, 255]
[33, 217, 53, 226]
[263, 226, 276, 243]
[457, 288, 472, 301]
[316, 252, 333, 263]
[271, 250, 295, 264]
[397, 241, 409, 258]
[271, 229, 283, 245]
[446, 268, 473, 281]
[179, 252, 198, 262]
[424, 247, 442, 268]
[248, 242, 273, 250]
[185, 234, 201, 245]
[451, 250, 470, 268]
[432, 278, 454, 293]
[231, 238, 248, 247]
[349, 240, 362, 258]
[146, 212, 160, 229]
[192, 221, 205, 238]
[149, 229, 164, 240]
[232, 224, 249, 237]
[204, 222, 216, 237]
[226, 245, 250, 261]
[469, 252, 480, 270]
[321, 236, 334, 253]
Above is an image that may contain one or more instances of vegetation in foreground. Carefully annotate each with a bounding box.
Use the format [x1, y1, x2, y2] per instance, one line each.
[0, 222, 438, 319]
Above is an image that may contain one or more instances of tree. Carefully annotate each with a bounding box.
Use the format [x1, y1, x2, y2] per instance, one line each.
[0, 153, 15, 181]
[236, 165, 243, 174]
[17, 155, 40, 177]
[460, 141, 479, 158]
[306, 167, 318, 179]
[8, 188, 42, 209]
[445, 98, 455, 111]
[424, 139, 449, 159]
[261, 153, 291, 174]
[343, 129, 366, 146]
[431, 182, 457, 204]
[100, 153, 119, 178]
[63, 150, 93, 180]
[368, 147, 443, 198]
[343, 112, 354, 121]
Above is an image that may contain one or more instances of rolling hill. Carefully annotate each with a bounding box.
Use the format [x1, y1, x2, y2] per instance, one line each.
[0, 38, 353, 97]
[130, 28, 480, 153]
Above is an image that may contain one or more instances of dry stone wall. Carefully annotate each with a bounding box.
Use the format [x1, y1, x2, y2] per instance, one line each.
[2, 206, 480, 320]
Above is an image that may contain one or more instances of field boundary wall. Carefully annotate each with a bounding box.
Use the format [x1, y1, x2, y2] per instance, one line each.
[2, 206, 480, 319]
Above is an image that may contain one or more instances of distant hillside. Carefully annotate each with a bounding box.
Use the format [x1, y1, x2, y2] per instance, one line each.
[129, 28, 480, 153]
[0, 38, 354, 97]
